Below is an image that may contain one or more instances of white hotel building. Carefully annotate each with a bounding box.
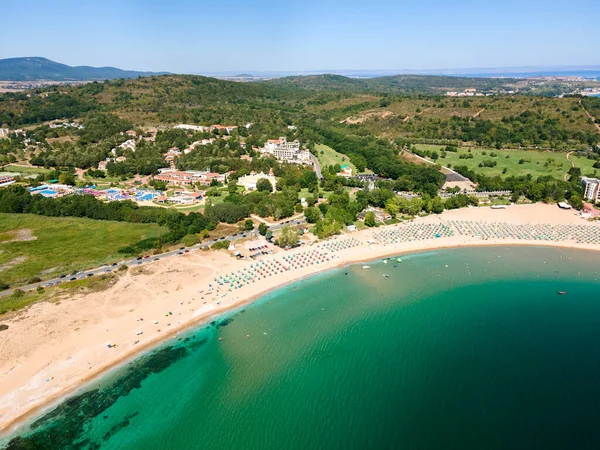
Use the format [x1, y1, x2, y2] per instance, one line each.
[582, 176, 600, 202]
[261, 137, 311, 164]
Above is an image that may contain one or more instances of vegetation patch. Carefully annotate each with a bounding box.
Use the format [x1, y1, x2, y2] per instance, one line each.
[0, 213, 165, 288]
[0, 274, 117, 316]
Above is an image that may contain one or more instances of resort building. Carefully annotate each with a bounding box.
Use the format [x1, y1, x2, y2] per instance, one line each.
[153, 170, 229, 186]
[261, 137, 311, 164]
[582, 177, 600, 202]
[174, 124, 211, 132]
[339, 165, 353, 178]
[154, 171, 202, 186]
[0, 175, 15, 187]
[238, 172, 278, 192]
[211, 125, 238, 134]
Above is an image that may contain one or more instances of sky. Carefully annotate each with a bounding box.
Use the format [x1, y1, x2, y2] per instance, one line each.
[2, 0, 599, 74]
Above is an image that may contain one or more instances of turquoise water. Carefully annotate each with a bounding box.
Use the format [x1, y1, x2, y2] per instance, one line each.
[4, 246, 600, 449]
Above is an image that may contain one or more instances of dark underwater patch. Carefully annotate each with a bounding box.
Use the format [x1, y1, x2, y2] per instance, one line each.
[6, 342, 189, 450]
[216, 318, 234, 328]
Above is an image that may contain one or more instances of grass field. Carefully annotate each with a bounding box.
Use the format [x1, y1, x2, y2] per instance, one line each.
[314, 144, 357, 173]
[0, 274, 117, 316]
[0, 214, 166, 288]
[1, 165, 52, 174]
[412, 144, 600, 179]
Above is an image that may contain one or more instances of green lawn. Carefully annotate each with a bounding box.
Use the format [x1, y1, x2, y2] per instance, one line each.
[1, 165, 52, 174]
[413, 144, 597, 179]
[0, 214, 166, 288]
[314, 144, 357, 173]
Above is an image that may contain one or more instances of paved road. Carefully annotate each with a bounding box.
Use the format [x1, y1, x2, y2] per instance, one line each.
[310, 153, 323, 179]
[0, 218, 306, 298]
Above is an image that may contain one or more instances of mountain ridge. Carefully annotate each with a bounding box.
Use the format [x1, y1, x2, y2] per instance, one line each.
[0, 57, 170, 81]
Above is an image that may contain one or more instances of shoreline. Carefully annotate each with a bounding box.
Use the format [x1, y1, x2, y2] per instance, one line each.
[2, 204, 600, 435]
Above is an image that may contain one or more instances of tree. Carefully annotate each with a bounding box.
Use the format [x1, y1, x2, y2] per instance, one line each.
[304, 206, 320, 223]
[256, 178, 273, 192]
[277, 226, 299, 248]
[258, 222, 268, 235]
[227, 181, 238, 194]
[58, 172, 76, 185]
[244, 219, 254, 231]
[364, 211, 376, 227]
[432, 196, 444, 214]
[384, 197, 399, 218]
[182, 234, 198, 247]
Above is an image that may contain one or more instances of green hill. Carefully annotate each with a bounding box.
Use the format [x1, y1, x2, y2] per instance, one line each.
[264, 73, 519, 94]
[0, 57, 169, 81]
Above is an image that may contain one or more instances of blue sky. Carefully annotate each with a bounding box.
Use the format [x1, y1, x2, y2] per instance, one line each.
[2, 0, 598, 73]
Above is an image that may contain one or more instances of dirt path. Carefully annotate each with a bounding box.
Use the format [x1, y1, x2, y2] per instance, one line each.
[580, 100, 600, 134]
[564, 151, 575, 182]
[473, 108, 485, 118]
[75, 168, 86, 181]
[403, 107, 432, 122]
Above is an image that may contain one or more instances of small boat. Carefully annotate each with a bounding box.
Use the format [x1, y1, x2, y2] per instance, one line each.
[558, 291, 567, 295]
[383, 274, 389, 278]
[397, 258, 402, 263]
[383, 260, 388, 264]
[362, 265, 371, 269]
[344, 272, 348, 275]
[394, 264, 398, 268]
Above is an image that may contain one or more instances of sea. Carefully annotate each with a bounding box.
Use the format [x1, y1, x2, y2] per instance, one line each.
[4, 246, 600, 450]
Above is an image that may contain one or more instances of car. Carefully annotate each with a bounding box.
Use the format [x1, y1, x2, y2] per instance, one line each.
[177, 251, 183, 255]
[136, 256, 142, 260]
[112, 263, 117, 266]
[144, 255, 150, 259]
[105, 269, 111, 273]
[137, 261, 142, 265]
[297, 221, 301, 225]
[179, 247, 185, 250]
[45, 283, 53, 287]
[219, 237, 225, 240]
[69, 277, 76, 281]
[184, 249, 189, 253]
[78, 275, 85, 279]
[153, 257, 160, 261]
[232, 233, 238, 237]
[87, 273, 93, 277]
[59, 274, 66, 278]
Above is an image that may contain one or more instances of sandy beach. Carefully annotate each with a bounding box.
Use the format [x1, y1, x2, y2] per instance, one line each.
[1, 203, 600, 434]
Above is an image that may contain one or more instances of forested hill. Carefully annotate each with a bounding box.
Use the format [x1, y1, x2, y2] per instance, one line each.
[1, 73, 599, 151]
[263, 73, 520, 94]
[0, 57, 170, 81]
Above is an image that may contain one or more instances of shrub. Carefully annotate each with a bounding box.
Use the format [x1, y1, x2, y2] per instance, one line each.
[212, 240, 230, 250]
[258, 222, 268, 235]
[182, 234, 198, 247]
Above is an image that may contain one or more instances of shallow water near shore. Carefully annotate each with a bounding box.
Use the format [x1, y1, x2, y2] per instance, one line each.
[4, 246, 600, 449]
